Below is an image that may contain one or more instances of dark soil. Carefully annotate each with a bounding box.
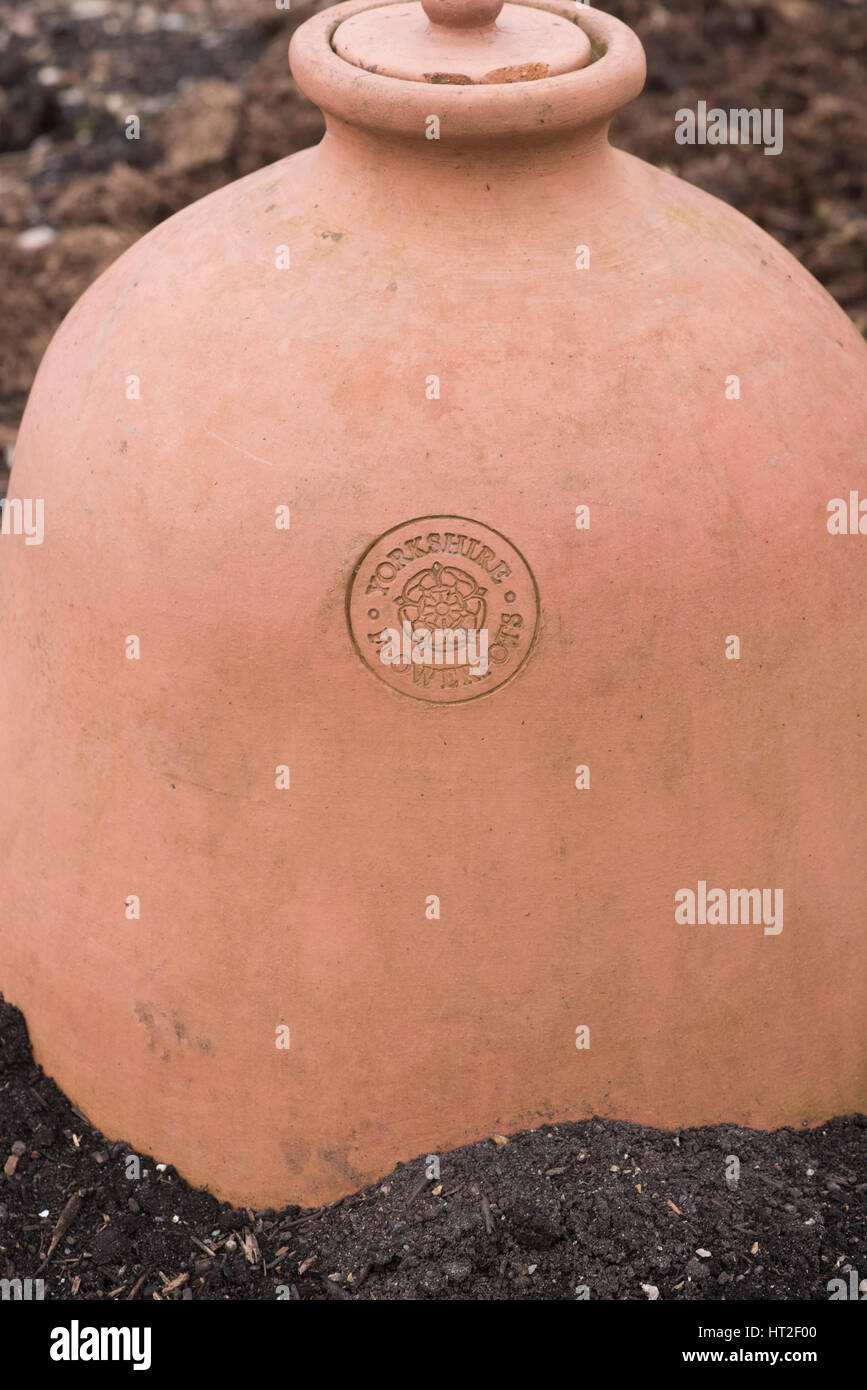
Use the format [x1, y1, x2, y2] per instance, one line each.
[1, 996, 864, 1301]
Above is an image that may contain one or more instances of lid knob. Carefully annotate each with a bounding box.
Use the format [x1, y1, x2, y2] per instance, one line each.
[422, 0, 504, 27]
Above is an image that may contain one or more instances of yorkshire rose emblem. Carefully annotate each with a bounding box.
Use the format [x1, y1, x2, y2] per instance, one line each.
[347, 516, 539, 704]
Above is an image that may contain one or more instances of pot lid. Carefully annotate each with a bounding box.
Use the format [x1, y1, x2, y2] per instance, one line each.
[332, 0, 592, 85]
[289, 1, 647, 145]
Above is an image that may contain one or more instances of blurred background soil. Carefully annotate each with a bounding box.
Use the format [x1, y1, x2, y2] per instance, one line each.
[1, 0, 865, 497]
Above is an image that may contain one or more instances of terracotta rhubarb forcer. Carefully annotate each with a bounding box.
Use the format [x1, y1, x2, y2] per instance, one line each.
[1, 0, 866, 1210]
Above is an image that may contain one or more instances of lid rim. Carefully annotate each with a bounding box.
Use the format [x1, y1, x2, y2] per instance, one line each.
[289, 0, 647, 144]
[333, 1, 593, 87]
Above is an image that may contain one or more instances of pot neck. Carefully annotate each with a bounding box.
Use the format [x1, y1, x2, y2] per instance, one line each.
[300, 114, 622, 229]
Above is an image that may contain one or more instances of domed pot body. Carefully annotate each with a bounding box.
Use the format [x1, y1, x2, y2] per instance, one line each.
[1, 1, 865, 1208]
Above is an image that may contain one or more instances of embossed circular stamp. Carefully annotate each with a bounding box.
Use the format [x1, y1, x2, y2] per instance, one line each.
[347, 516, 539, 703]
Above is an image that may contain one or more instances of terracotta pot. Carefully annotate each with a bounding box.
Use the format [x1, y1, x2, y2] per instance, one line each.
[1, 0, 865, 1210]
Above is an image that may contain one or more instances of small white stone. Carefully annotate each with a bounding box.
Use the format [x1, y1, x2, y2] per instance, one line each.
[641, 1283, 660, 1300]
[17, 226, 56, 252]
[39, 1209, 50, 1218]
[527, 1265, 537, 1274]
[696, 1248, 711, 1258]
[156, 1163, 167, 1171]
